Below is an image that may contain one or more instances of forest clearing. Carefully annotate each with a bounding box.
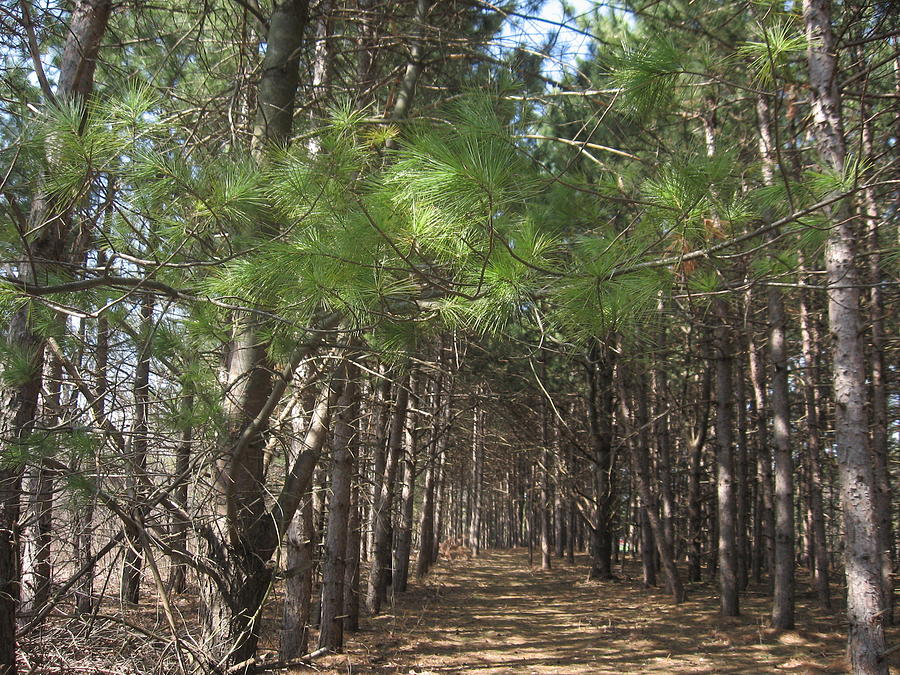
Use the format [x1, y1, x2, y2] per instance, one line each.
[0, 0, 898, 673]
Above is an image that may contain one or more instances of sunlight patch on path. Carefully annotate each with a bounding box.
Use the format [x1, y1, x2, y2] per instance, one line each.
[339, 549, 869, 674]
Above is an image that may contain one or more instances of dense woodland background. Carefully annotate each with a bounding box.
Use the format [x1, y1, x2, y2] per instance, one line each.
[0, 0, 897, 672]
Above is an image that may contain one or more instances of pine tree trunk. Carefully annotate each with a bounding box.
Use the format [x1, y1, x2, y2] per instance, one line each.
[432, 439, 448, 563]
[122, 296, 153, 605]
[540, 448, 552, 570]
[74, 282, 108, 616]
[366, 373, 391, 559]
[748, 333, 775, 583]
[634, 372, 684, 602]
[540, 401, 553, 570]
[20, 356, 61, 623]
[714, 302, 739, 617]
[366, 379, 408, 614]
[282, 496, 314, 660]
[469, 395, 484, 556]
[859, 90, 893, 625]
[733, 355, 751, 592]
[756, 91, 795, 627]
[278, 380, 338, 660]
[554, 417, 565, 559]
[0, 3, 112, 669]
[393, 375, 417, 593]
[799, 262, 831, 608]
[251, 0, 309, 149]
[586, 344, 615, 580]
[416, 364, 444, 578]
[167, 391, 192, 594]
[652, 300, 676, 559]
[318, 366, 359, 650]
[687, 339, 712, 584]
[803, 0, 887, 669]
[769, 286, 795, 628]
[417, 452, 437, 576]
[567, 499, 577, 564]
[343, 464, 362, 633]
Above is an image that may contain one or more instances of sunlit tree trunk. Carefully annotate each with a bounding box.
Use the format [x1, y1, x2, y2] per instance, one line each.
[366, 373, 391, 559]
[620, 369, 685, 602]
[167, 390, 192, 594]
[554, 427, 566, 559]
[804, 0, 887, 669]
[432, 429, 449, 564]
[281, 382, 336, 660]
[343, 444, 362, 633]
[393, 374, 418, 592]
[540, 375, 552, 570]
[367, 378, 408, 614]
[19, 356, 61, 621]
[319, 364, 359, 650]
[714, 301, 739, 617]
[121, 295, 153, 605]
[652, 296, 676, 559]
[418, 352, 447, 578]
[756, 92, 795, 628]
[687, 338, 712, 584]
[858, 83, 893, 625]
[799, 258, 830, 609]
[0, 2, 111, 669]
[469, 392, 484, 556]
[748, 331, 775, 584]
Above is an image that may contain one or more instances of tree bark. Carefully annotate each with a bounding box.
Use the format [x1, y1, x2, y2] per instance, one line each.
[652, 296, 676, 559]
[343, 448, 362, 633]
[803, 0, 887, 669]
[714, 302, 739, 617]
[393, 375, 418, 592]
[748, 332, 775, 584]
[366, 378, 408, 614]
[281, 496, 314, 660]
[540, 384, 552, 571]
[469, 392, 484, 556]
[733, 353, 751, 592]
[252, 0, 310, 149]
[280, 377, 340, 660]
[859, 84, 893, 625]
[799, 260, 831, 609]
[585, 343, 615, 580]
[687, 338, 712, 584]
[756, 91, 795, 627]
[768, 285, 794, 628]
[366, 372, 391, 559]
[417, 357, 447, 578]
[167, 391, 193, 594]
[19, 357, 61, 622]
[318, 364, 359, 651]
[121, 295, 153, 605]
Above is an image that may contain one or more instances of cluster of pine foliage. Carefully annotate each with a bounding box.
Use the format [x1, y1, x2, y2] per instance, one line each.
[0, 0, 896, 672]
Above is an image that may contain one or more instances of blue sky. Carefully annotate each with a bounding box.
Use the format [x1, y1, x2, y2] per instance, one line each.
[494, 0, 597, 80]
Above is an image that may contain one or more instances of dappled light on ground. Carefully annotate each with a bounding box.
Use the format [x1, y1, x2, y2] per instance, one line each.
[313, 549, 900, 674]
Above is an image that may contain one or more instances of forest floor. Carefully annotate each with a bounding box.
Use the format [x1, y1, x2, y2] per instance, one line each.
[310, 549, 900, 675]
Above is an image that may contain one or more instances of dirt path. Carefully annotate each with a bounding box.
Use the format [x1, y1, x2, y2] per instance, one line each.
[315, 549, 896, 674]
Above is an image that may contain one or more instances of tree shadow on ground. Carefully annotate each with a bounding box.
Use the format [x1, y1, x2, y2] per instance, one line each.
[319, 549, 900, 674]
